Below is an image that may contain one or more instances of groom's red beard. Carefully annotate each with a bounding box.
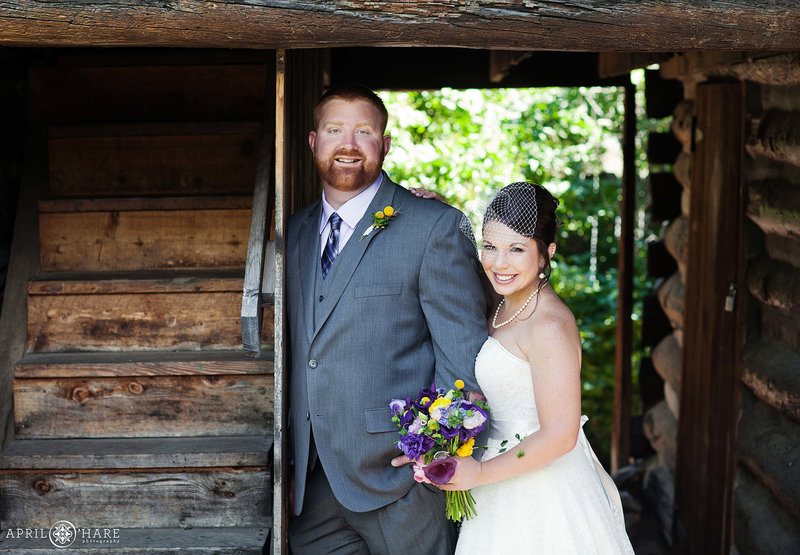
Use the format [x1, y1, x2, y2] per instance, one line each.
[315, 148, 384, 192]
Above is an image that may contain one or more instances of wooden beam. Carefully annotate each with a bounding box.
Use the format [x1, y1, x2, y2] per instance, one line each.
[272, 49, 289, 555]
[612, 80, 635, 474]
[675, 81, 745, 555]
[1, 2, 799, 50]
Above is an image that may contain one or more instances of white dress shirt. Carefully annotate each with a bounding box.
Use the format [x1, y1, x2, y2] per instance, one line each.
[318, 174, 383, 256]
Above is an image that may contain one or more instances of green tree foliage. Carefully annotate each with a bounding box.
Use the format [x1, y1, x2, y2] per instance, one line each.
[380, 83, 656, 463]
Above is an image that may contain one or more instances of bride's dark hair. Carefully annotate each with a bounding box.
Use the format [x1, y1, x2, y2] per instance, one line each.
[482, 182, 560, 279]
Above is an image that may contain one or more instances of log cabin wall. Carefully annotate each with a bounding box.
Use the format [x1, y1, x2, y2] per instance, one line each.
[642, 52, 800, 551]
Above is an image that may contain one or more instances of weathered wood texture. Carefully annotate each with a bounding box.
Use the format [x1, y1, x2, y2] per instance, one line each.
[15, 374, 273, 438]
[652, 333, 681, 403]
[663, 215, 688, 279]
[662, 52, 800, 85]
[671, 100, 693, 151]
[0, 436, 272, 470]
[0, 469, 270, 528]
[657, 272, 684, 331]
[48, 125, 259, 197]
[734, 467, 800, 555]
[738, 389, 800, 522]
[2, 1, 800, 50]
[746, 179, 800, 240]
[747, 257, 800, 314]
[40, 205, 251, 272]
[16, 350, 272, 378]
[0, 129, 46, 448]
[642, 400, 677, 473]
[29, 65, 269, 124]
[758, 303, 800, 352]
[742, 340, 800, 424]
[27, 277, 274, 352]
[611, 81, 635, 474]
[0, 527, 268, 554]
[675, 82, 745, 554]
[746, 110, 800, 167]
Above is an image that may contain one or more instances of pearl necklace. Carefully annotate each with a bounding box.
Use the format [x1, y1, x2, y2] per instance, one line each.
[492, 281, 546, 329]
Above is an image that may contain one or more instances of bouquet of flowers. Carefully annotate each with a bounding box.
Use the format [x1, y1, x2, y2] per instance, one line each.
[390, 379, 489, 522]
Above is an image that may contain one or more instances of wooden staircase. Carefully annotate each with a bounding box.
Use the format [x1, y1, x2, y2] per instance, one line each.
[0, 52, 275, 553]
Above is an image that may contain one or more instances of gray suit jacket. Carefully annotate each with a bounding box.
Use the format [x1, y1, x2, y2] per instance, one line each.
[286, 173, 488, 514]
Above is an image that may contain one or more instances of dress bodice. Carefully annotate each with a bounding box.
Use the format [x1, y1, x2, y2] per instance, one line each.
[475, 336, 539, 444]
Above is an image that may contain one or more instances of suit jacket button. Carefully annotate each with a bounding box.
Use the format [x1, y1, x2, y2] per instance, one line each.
[308, 359, 318, 369]
[306, 412, 311, 420]
[319, 295, 324, 302]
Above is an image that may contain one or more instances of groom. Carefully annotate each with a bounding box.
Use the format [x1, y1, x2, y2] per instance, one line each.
[286, 83, 488, 554]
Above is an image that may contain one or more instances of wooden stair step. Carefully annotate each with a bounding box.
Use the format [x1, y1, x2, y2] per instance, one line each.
[0, 527, 269, 553]
[0, 436, 272, 470]
[48, 123, 260, 198]
[39, 196, 254, 272]
[14, 373, 274, 439]
[29, 64, 269, 125]
[1, 466, 271, 528]
[27, 271, 274, 353]
[16, 350, 273, 378]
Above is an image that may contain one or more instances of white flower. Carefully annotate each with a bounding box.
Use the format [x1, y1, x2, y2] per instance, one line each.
[463, 411, 487, 430]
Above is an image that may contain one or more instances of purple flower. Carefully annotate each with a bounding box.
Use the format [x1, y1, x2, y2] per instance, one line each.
[389, 398, 406, 416]
[398, 433, 435, 460]
[424, 456, 457, 485]
[439, 425, 460, 440]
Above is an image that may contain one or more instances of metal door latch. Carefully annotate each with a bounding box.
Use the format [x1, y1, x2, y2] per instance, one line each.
[724, 283, 738, 312]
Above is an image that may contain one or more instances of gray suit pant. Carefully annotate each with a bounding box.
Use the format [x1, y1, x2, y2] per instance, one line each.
[289, 463, 455, 555]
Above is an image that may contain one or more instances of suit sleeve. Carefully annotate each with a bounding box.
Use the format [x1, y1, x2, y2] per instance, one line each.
[418, 209, 488, 394]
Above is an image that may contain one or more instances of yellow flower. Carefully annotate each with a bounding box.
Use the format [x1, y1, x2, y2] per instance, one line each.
[375, 211, 385, 219]
[427, 420, 440, 431]
[384, 206, 394, 217]
[456, 437, 475, 457]
[420, 396, 430, 405]
[454, 379, 465, 390]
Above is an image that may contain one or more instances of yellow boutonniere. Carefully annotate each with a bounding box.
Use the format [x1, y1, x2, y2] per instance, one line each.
[360, 205, 397, 240]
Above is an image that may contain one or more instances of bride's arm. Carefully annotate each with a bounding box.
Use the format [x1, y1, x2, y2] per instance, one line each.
[440, 311, 583, 490]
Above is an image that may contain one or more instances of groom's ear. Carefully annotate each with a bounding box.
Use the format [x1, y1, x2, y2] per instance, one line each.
[309, 131, 317, 153]
[383, 134, 391, 155]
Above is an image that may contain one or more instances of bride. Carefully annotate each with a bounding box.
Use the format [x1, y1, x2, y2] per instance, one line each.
[404, 182, 634, 553]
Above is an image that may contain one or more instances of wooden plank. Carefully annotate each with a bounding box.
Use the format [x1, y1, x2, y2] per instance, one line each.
[0, 126, 47, 448]
[663, 52, 800, 85]
[29, 272, 244, 295]
[40, 208, 251, 272]
[746, 109, 800, 167]
[671, 100, 693, 150]
[273, 49, 290, 555]
[0, 527, 268, 554]
[657, 272, 684, 330]
[733, 467, 800, 554]
[663, 214, 689, 279]
[39, 195, 252, 213]
[0, 436, 272, 469]
[643, 400, 677, 472]
[0, 469, 270, 528]
[674, 81, 745, 555]
[652, 333, 681, 398]
[242, 62, 276, 356]
[29, 64, 268, 124]
[49, 132, 259, 198]
[27, 290, 275, 352]
[611, 81, 635, 473]
[3, 2, 800, 50]
[14, 374, 274, 438]
[746, 178, 800, 240]
[16, 350, 273, 378]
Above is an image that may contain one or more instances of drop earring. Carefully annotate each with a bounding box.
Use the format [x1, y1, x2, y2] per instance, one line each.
[538, 271, 546, 279]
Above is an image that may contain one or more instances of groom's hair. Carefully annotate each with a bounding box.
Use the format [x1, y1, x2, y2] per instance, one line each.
[313, 83, 389, 134]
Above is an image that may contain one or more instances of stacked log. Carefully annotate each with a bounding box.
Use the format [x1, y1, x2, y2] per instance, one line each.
[736, 62, 800, 550]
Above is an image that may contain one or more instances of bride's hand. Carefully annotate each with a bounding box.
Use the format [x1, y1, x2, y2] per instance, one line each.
[436, 455, 483, 491]
[409, 187, 448, 203]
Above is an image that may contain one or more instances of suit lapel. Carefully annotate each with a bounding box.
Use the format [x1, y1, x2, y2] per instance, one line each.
[298, 202, 321, 343]
[312, 176, 397, 339]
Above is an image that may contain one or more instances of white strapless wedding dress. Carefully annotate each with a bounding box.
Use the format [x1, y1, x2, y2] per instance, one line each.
[455, 337, 634, 554]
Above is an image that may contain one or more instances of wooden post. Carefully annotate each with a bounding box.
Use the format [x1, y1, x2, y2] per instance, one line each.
[272, 49, 289, 555]
[612, 79, 635, 473]
[674, 81, 745, 554]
